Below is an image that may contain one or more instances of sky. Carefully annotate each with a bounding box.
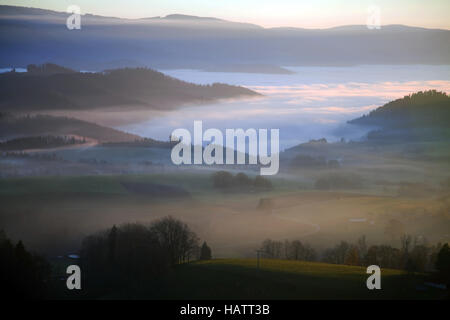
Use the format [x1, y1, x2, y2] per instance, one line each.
[1, 0, 449, 29]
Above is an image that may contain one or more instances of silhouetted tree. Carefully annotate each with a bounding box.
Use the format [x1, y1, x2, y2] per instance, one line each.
[199, 242, 212, 260]
[289, 240, 304, 260]
[0, 232, 51, 300]
[366, 245, 379, 266]
[345, 246, 360, 266]
[357, 235, 368, 265]
[150, 216, 199, 265]
[81, 223, 169, 293]
[81, 217, 201, 296]
[261, 239, 283, 259]
[107, 225, 118, 263]
[409, 243, 429, 272]
[435, 243, 450, 284]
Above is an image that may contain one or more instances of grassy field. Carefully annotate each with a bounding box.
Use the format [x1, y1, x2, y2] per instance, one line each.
[109, 258, 447, 300]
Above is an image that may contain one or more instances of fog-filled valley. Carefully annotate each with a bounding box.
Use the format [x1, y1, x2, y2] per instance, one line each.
[1, 4, 450, 301]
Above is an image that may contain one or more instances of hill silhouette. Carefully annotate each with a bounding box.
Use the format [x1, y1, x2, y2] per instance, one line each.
[349, 90, 450, 141]
[0, 114, 143, 143]
[0, 65, 260, 112]
[349, 90, 450, 128]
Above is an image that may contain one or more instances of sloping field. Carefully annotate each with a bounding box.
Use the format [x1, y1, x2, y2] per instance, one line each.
[159, 259, 446, 300]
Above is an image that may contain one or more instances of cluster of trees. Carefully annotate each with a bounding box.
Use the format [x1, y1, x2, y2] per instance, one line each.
[261, 235, 450, 281]
[1, 217, 211, 299]
[260, 235, 450, 284]
[0, 231, 51, 299]
[435, 244, 450, 285]
[199, 242, 212, 260]
[0, 135, 86, 151]
[212, 171, 272, 191]
[80, 217, 208, 291]
[260, 239, 317, 261]
[322, 235, 448, 275]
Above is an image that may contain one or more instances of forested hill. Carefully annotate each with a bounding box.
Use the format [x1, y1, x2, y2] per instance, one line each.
[349, 90, 450, 129]
[0, 64, 260, 112]
[0, 114, 143, 143]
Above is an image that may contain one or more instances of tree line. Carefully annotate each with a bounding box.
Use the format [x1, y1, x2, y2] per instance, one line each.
[80, 216, 213, 295]
[0, 230, 51, 299]
[259, 235, 450, 285]
[260, 239, 317, 261]
[1, 216, 213, 299]
[0, 135, 86, 151]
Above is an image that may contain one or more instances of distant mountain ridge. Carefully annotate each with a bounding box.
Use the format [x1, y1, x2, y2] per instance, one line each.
[1, 5, 449, 70]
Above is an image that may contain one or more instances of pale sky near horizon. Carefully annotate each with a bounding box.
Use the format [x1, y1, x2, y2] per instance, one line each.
[1, 0, 449, 29]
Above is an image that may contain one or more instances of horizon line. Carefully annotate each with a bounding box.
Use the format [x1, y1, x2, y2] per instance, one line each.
[2, 4, 450, 32]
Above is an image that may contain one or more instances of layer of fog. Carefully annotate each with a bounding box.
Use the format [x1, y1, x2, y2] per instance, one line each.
[118, 65, 450, 150]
